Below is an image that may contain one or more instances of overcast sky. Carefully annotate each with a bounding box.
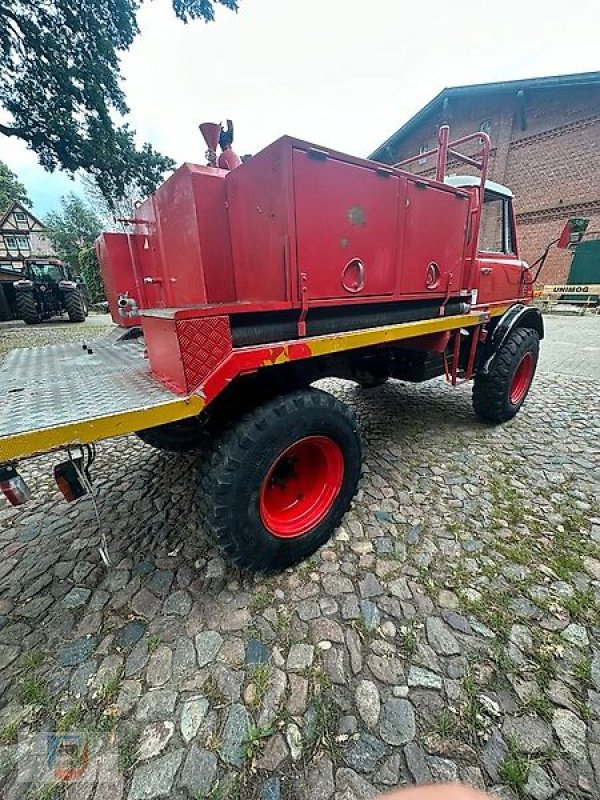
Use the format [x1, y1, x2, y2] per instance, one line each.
[2, 0, 598, 216]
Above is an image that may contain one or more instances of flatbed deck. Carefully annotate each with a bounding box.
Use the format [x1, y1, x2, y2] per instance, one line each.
[0, 310, 492, 465]
[0, 334, 204, 463]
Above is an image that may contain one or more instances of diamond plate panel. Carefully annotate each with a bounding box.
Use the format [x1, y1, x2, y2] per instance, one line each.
[176, 316, 232, 393]
[0, 335, 181, 439]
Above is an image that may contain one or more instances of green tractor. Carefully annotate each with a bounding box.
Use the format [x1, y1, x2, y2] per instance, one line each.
[13, 258, 89, 325]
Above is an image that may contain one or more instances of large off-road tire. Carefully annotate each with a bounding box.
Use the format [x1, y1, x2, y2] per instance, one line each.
[63, 289, 86, 322]
[197, 387, 362, 572]
[136, 417, 208, 452]
[16, 291, 41, 325]
[473, 327, 539, 424]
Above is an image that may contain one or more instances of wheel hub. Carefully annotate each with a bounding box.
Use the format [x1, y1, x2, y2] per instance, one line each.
[259, 435, 344, 538]
[509, 352, 534, 405]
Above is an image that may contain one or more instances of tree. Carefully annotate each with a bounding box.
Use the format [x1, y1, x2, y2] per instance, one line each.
[0, 0, 239, 203]
[0, 160, 31, 213]
[46, 194, 107, 301]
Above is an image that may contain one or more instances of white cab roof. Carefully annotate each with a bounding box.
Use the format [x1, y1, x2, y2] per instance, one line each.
[445, 175, 513, 198]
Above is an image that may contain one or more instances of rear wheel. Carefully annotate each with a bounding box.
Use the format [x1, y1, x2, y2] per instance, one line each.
[136, 417, 207, 452]
[63, 289, 86, 322]
[16, 291, 41, 325]
[197, 387, 362, 572]
[473, 327, 539, 423]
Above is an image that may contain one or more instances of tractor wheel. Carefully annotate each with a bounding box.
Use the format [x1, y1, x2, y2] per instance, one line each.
[16, 291, 41, 325]
[64, 289, 86, 322]
[473, 327, 539, 424]
[197, 387, 362, 572]
[136, 417, 207, 452]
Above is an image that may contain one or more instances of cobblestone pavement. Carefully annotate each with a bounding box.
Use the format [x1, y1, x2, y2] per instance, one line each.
[0, 316, 598, 800]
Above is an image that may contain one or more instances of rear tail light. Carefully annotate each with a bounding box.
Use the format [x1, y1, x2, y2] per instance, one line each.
[0, 464, 32, 506]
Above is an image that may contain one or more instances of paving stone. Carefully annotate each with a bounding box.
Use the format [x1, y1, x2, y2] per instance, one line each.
[180, 695, 209, 743]
[256, 733, 289, 770]
[344, 733, 387, 773]
[524, 764, 559, 800]
[70, 660, 96, 698]
[426, 616, 460, 655]
[300, 757, 335, 800]
[258, 668, 287, 728]
[246, 638, 270, 665]
[137, 721, 174, 761]
[287, 674, 309, 716]
[405, 742, 433, 784]
[146, 645, 172, 687]
[57, 637, 96, 667]
[146, 569, 174, 597]
[125, 640, 149, 677]
[163, 589, 192, 616]
[62, 587, 92, 609]
[334, 767, 377, 800]
[355, 680, 380, 729]
[172, 637, 196, 683]
[379, 698, 416, 745]
[591, 650, 600, 692]
[552, 708, 588, 761]
[502, 715, 553, 755]
[195, 630, 223, 667]
[482, 727, 508, 783]
[221, 703, 250, 767]
[213, 664, 243, 701]
[128, 748, 183, 800]
[136, 689, 177, 722]
[286, 721, 303, 761]
[287, 643, 314, 671]
[178, 744, 217, 797]
[408, 666, 442, 690]
[261, 776, 282, 800]
[115, 620, 147, 650]
[130, 588, 161, 619]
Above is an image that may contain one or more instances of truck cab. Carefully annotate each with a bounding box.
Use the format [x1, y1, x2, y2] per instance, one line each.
[445, 175, 532, 308]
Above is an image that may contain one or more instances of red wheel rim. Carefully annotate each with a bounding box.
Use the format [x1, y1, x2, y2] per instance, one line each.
[509, 352, 534, 405]
[259, 436, 344, 539]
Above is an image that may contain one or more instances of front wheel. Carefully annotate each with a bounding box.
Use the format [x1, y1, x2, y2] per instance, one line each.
[16, 291, 41, 325]
[63, 289, 86, 322]
[473, 327, 539, 424]
[197, 388, 362, 572]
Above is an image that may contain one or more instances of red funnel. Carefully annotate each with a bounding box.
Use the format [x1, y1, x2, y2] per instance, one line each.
[199, 122, 221, 152]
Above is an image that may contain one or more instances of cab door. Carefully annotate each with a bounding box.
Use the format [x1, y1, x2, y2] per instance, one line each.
[476, 191, 527, 305]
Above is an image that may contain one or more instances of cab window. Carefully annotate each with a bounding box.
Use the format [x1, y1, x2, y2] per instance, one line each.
[479, 191, 514, 254]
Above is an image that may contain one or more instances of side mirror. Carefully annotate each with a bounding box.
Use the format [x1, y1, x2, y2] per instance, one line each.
[557, 217, 589, 249]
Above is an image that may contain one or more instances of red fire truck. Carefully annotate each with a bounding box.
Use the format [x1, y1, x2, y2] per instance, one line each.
[1, 124, 573, 572]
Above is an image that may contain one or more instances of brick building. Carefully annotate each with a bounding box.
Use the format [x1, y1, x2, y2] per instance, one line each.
[370, 72, 600, 284]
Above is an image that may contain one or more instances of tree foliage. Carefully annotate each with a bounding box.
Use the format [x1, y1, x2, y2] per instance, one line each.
[0, 160, 31, 213]
[0, 0, 239, 202]
[46, 194, 105, 301]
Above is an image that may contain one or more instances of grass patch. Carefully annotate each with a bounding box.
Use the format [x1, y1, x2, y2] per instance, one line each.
[26, 783, 64, 800]
[433, 709, 459, 738]
[498, 744, 529, 795]
[573, 656, 592, 686]
[563, 588, 596, 622]
[19, 675, 48, 706]
[243, 724, 274, 761]
[522, 693, 553, 722]
[247, 664, 272, 711]
[95, 673, 121, 704]
[56, 704, 85, 734]
[248, 587, 273, 614]
[23, 651, 45, 672]
[147, 636, 161, 654]
[118, 728, 139, 773]
[0, 720, 19, 744]
[397, 623, 418, 656]
[551, 552, 583, 580]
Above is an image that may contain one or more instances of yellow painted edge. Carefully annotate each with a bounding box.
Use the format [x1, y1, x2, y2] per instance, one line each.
[299, 312, 489, 359]
[0, 394, 205, 463]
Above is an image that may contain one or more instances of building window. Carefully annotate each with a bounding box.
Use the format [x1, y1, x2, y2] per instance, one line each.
[418, 143, 428, 165]
[479, 120, 492, 136]
[4, 235, 30, 251]
[14, 211, 27, 224]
